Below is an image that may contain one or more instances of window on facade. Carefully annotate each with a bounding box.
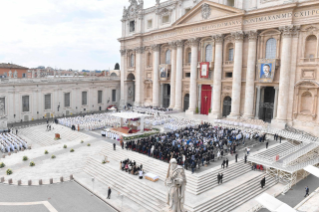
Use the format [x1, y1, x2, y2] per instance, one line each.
[3, 73, 7, 78]
[265, 38, 277, 59]
[226, 72, 233, 78]
[305, 35, 317, 59]
[147, 19, 153, 29]
[147, 52, 152, 67]
[129, 21, 135, 32]
[165, 50, 171, 64]
[22, 95, 29, 112]
[98, 90, 102, 104]
[64, 93, 70, 107]
[228, 48, 234, 62]
[82, 91, 87, 105]
[130, 54, 134, 68]
[205, 44, 213, 62]
[112, 89, 116, 102]
[186, 48, 191, 64]
[22, 73, 26, 78]
[227, 0, 235, 7]
[185, 73, 191, 78]
[44, 94, 51, 110]
[162, 15, 169, 24]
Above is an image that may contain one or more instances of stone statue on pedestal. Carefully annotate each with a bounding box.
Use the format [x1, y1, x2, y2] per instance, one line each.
[8, 70, 12, 78]
[164, 158, 187, 212]
[0, 98, 7, 130]
[13, 70, 17, 78]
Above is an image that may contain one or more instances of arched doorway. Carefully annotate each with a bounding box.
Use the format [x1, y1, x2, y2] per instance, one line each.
[222, 96, 231, 117]
[258, 87, 275, 123]
[183, 94, 189, 112]
[126, 73, 135, 106]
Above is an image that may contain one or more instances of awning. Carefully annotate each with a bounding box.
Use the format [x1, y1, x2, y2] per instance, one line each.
[255, 193, 296, 212]
[304, 165, 319, 178]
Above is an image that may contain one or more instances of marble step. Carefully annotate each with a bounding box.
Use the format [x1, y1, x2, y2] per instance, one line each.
[84, 157, 166, 212]
[194, 174, 277, 212]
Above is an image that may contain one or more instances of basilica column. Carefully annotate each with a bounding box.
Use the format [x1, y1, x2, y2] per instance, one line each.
[255, 86, 261, 119]
[273, 86, 279, 119]
[186, 38, 199, 114]
[134, 47, 143, 106]
[169, 42, 176, 109]
[229, 31, 244, 119]
[174, 40, 183, 111]
[120, 49, 126, 107]
[210, 35, 223, 119]
[274, 26, 296, 126]
[152, 44, 160, 107]
[243, 31, 257, 119]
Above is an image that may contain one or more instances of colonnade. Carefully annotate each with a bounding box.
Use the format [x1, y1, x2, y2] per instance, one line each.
[119, 25, 299, 125]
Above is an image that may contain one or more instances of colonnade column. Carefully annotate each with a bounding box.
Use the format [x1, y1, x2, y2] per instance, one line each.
[243, 31, 257, 119]
[169, 42, 177, 108]
[134, 47, 143, 106]
[120, 49, 126, 107]
[229, 31, 244, 119]
[210, 35, 223, 119]
[174, 40, 183, 111]
[186, 38, 199, 114]
[274, 25, 295, 126]
[152, 44, 160, 107]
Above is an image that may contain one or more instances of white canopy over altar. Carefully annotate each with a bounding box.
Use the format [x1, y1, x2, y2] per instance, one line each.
[109, 112, 152, 132]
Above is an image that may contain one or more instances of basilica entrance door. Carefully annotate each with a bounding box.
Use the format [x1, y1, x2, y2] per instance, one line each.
[162, 84, 170, 108]
[259, 87, 275, 123]
[183, 94, 189, 112]
[222, 96, 231, 117]
[200, 85, 212, 115]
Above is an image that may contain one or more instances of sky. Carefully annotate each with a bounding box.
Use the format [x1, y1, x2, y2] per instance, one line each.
[0, 0, 155, 70]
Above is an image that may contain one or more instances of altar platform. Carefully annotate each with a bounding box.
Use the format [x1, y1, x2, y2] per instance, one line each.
[110, 127, 152, 135]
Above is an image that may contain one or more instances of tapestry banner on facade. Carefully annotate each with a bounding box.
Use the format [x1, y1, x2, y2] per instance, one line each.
[258, 59, 276, 83]
[200, 62, 209, 78]
[159, 64, 170, 81]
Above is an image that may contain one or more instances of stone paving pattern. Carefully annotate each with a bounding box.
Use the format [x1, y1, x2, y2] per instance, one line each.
[0, 181, 116, 212]
[0, 205, 50, 212]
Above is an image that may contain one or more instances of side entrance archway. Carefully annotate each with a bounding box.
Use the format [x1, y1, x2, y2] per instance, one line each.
[183, 94, 189, 112]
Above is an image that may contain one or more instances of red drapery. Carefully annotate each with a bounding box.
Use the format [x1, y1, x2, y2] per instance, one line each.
[201, 85, 212, 115]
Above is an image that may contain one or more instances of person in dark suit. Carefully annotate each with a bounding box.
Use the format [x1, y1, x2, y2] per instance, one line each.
[220, 173, 223, 184]
[244, 154, 247, 163]
[113, 142, 116, 151]
[107, 187, 112, 199]
[304, 186, 309, 197]
[266, 141, 269, 149]
[225, 158, 229, 168]
[261, 176, 266, 189]
[279, 137, 282, 143]
[221, 159, 225, 169]
[235, 153, 238, 163]
[217, 173, 221, 184]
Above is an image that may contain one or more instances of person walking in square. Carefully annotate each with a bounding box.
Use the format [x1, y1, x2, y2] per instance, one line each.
[235, 153, 238, 163]
[107, 187, 112, 199]
[113, 142, 116, 151]
[225, 158, 229, 168]
[260, 176, 266, 189]
[304, 186, 309, 197]
[244, 154, 247, 163]
[221, 159, 225, 169]
[217, 173, 220, 184]
[266, 141, 269, 149]
[220, 173, 223, 184]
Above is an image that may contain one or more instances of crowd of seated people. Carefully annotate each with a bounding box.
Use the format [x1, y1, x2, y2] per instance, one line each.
[0, 132, 28, 153]
[120, 159, 143, 175]
[124, 123, 264, 173]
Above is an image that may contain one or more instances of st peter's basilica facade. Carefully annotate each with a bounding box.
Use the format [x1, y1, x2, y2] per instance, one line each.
[119, 0, 319, 135]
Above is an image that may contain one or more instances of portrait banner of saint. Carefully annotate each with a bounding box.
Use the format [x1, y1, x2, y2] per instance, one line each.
[200, 62, 209, 78]
[258, 59, 276, 83]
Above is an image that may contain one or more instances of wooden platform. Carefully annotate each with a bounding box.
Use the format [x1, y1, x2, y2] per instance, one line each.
[111, 127, 131, 134]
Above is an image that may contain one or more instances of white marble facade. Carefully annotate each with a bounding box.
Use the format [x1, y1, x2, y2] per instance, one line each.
[119, 0, 319, 135]
[0, 77, 120, 124]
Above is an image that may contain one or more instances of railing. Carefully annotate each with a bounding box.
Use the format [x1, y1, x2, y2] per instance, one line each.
[282, 143, 319, 167]
[302, 58, 318, 63]
[0, 76, 120, 84]
[272, 143, 307, 163]
[225, 61, 234, 65]
[287, 157, 319, 172]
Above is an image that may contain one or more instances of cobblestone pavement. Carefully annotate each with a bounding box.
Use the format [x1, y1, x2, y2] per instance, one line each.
[0, 181, 116, 212]
[259, 174, 319, 211]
